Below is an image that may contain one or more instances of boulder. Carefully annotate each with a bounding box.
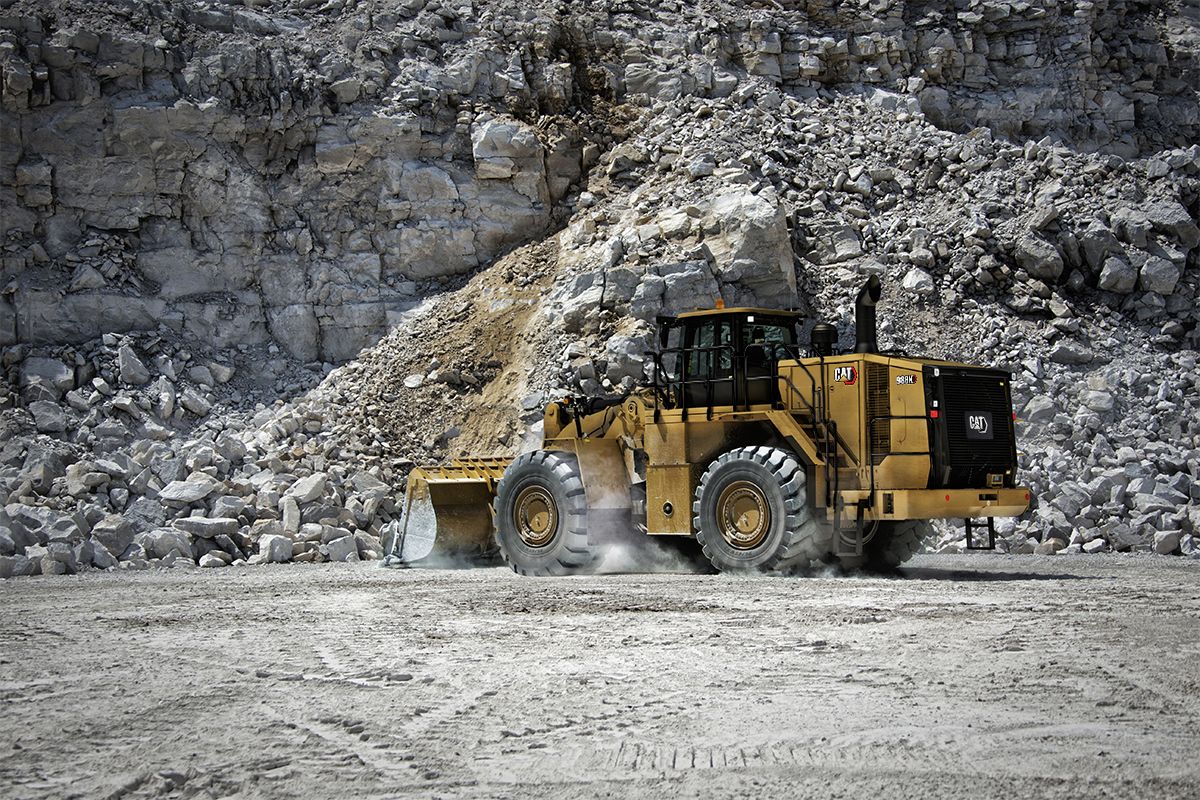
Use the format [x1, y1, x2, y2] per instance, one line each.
[42, 542, 78, 574]
[901, 267, 935, 294]
[179, 389, 212, 416]
[90, 515, 135, 557]
[199, 552, 226, 568]
[258, 533, 293, 563]
[117, 344, 151, 385]
[1048, 342, 1093, 365]
[120, 538, 148, 560]
[73, 539, 95, 569]
[280, 495, 300, 535]
[142, 528, 192, 560]
[28, 400, 68, 433]
[657, 262, 720, 314]
[324, 535, 359, 562]
[820, 226, 865, 264]
[1014, 234, 1064, 280]
[1012, 537, 1038, 554]
[250, 519, 285, 541]
[20, 447, 66, 492]
[159, 475, 220, 504]
[1097, 256, 1137, 293]
[700, 187, 795, 302]
[1138, 257, 1182, 295]
[1082, 390, 1115, 413]
[20, 357, 74, 396]
[354, 532, 383, 560]
[1022, 396, 1057, 424]
[5, 505, 80, 547]
[320, 525, 353, 545]
[1153, 531, 1181, 555]
[1034, 537, 1068, 555]
[1142, 199, 1200, 249]
[208, 362, 234, 384]
[297, 523, 324, 543]
[286, 473, 327, 504]
[1077, 224, 1121, 271]
[174, 517, 239, 539]
[213, 533, 244, 562]
[124, 497, 167, 532]
[90, 541, 118, 569]
[0, 555, 37, 579]
[211, 496, 247, 519]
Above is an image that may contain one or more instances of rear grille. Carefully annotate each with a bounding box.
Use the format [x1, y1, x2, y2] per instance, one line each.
[866, 362, 890, 464]
[926, 367, 1017, 489]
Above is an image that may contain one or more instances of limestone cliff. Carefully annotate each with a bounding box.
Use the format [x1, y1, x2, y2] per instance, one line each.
[2, 0, 1197, 360]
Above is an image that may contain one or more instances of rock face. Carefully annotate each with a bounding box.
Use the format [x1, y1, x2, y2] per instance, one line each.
[2, 0, 1198, 361]
[1, 4, 579, 361]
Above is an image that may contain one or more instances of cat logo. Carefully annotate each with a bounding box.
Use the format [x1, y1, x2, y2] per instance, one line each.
[895, 374, 916, 385]
[833, 366, 858, 385]
[965, 411, 993, 440]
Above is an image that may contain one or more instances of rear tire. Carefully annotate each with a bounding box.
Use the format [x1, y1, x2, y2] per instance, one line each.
[837, 520, 931, 572]
[493, 451, 598, 576]
[692, 446, 829, 573]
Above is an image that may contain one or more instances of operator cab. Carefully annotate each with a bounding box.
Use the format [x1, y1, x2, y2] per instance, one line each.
[653, 307, 802, 409]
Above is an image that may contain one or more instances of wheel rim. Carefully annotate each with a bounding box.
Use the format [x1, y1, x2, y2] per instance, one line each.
[715, 480, 771, 550]
[513, 485, 558, 547]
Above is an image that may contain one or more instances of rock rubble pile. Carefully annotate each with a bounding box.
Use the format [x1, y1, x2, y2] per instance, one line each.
[0, 333, 401, 578]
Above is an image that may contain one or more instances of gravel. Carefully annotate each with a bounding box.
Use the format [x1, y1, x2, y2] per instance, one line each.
[0, 555, 1196, 799]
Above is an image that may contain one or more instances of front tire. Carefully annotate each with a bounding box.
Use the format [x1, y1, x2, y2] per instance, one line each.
[692, 446, 828, 573]
[493, 451, 598, 576]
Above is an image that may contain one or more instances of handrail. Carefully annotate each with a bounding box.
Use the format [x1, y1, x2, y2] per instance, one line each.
[642, 341, 867, 518]
[772, 355, 854, 512]
[644, 343, 739, 421]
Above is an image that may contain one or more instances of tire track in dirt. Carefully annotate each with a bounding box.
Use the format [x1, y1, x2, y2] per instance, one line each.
[2, 556, 1198, 799]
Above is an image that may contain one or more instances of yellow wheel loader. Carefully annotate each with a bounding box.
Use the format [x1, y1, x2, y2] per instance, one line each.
[387, 276, 1030, 574]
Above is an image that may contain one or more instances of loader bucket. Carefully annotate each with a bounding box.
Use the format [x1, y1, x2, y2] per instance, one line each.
[389, 458, 511, 565]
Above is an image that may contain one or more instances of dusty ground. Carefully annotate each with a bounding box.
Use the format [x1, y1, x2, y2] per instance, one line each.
[1, 555, 1198, 800]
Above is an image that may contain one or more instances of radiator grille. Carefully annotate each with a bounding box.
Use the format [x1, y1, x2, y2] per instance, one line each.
[932, 368, 1016, 488]
[866, 362, 890, 465]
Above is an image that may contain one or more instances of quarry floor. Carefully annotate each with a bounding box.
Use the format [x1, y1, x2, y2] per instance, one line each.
[1, 555, 1198, 800]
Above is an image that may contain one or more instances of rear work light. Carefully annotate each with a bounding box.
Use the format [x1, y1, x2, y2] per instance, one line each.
[930, 409, 940, 419]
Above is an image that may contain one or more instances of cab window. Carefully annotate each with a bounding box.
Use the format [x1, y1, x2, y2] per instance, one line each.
[688, 319, 732, 378]
[742, 319, 795, 366]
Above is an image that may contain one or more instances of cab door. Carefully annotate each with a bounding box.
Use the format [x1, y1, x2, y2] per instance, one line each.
[684, 317, 733, 407]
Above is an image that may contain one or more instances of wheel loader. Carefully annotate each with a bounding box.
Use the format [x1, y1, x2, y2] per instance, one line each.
[387, 275, 1030, 574]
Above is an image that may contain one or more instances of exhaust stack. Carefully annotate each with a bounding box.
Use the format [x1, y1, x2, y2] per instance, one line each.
[854, 275, 882, 354]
